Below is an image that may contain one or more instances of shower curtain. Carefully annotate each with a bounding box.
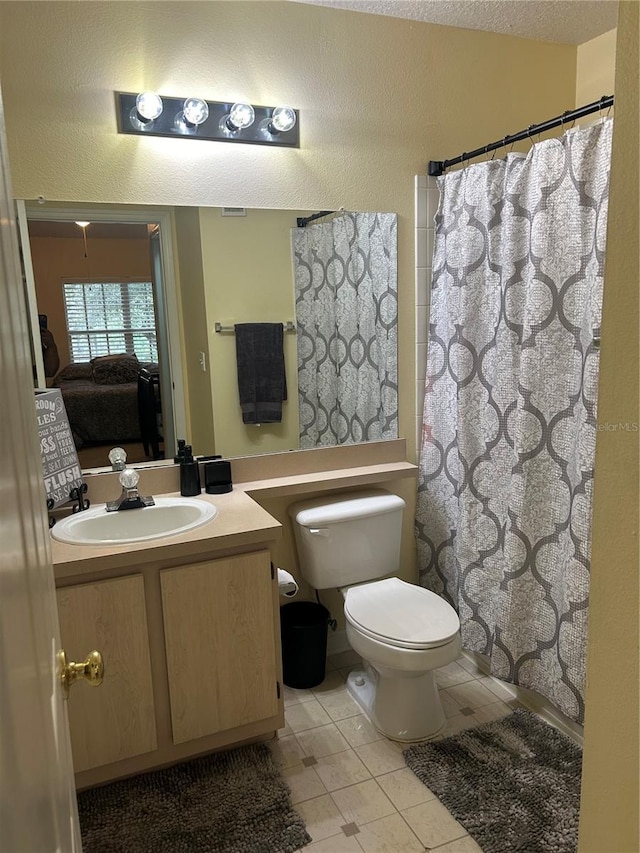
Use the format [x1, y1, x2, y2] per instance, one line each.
[292, 212, 398, 448]
[415, 119, 613, 724]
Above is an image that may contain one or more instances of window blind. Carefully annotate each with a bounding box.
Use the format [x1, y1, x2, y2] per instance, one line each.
[62, 280, 158, 363]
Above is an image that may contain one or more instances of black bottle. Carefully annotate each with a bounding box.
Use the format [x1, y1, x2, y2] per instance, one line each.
[179, 445, 201, 496]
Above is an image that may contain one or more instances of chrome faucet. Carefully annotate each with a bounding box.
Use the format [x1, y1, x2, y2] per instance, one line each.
[106, 468, 155, 512]
[108, 446, 127, 472]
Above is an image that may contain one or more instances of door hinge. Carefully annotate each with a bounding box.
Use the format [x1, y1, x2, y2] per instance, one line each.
[271, 562, 275, 580]
[277, 681, 281, 699]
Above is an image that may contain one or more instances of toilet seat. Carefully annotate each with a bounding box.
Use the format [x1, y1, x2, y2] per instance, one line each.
[344, 578, 460, 650]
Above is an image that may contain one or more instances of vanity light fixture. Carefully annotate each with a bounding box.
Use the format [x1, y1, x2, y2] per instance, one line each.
[116, 92, 299, 148]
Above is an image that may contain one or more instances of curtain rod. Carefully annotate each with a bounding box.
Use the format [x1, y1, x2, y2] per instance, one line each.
[428, 94, 614, 178]
[296, 210, 335, 228]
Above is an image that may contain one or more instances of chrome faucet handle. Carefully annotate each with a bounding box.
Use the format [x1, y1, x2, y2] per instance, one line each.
[106, 467, 154, 512]
[119, 468, 140, 490]
[108, 446, 127, 471]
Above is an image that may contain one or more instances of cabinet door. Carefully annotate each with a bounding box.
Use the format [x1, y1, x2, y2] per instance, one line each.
[161, 550, 278, 745]
[56, 575, 157, 772]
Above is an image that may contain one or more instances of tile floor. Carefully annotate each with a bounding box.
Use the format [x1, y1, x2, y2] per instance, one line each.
[269, 650, 524, 853]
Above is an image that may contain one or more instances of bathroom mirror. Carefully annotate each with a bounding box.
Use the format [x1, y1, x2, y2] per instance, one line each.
[22, 201, 398, 473]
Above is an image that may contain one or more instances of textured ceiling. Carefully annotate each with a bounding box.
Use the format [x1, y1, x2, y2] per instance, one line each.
[291, 0, 618, 44]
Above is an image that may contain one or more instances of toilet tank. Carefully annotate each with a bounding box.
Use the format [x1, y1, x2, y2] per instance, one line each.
[289, 490, 406, 590]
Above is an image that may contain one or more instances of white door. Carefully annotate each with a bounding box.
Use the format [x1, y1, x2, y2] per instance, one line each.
[0, 91, 81, 851]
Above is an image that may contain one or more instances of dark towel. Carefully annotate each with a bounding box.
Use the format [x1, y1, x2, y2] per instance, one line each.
[234, 323, 288, 424]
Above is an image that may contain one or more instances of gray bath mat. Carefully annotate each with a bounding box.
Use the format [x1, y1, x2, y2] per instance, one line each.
[77, 742, 311, 852]
[404, 708, 582, 853]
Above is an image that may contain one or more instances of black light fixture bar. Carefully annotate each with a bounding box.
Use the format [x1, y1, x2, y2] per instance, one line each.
[428, 94, 614, 177]
[115, 92, 299, 148]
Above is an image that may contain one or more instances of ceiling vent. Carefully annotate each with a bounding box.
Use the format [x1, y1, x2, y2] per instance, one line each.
[221, 207, 246, 217]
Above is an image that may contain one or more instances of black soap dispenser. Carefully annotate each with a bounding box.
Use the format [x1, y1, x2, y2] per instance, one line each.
[179, 445, 201, 496]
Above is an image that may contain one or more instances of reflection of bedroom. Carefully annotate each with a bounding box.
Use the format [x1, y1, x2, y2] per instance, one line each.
[28, 220, 162, 468]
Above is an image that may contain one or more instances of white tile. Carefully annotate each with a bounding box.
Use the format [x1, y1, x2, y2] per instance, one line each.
[431, 834, 484, 852]
[356, 812, 424, 853]
[318, 691, 362, 722]
[426, 186, 441, 219]
[295, 794, 347, 843]
[415, 190, 428, 229]
[297, 722, 351, 758]
[336, 714, 383, 748]
[415, 266, 430, 306]
[477, 674, 518, 701]
[415, 309, 428, 346]
[434, 713, 478, 739]
[354, 738, 405, 776]
[283, 763, 327, 804]
[268, 733, 305, 768]
[440, 689, 463, 718]
[435, 661, 476, 689]
[447, 679, 497, 710]
[426, 227, 435, 265]
[415, 380, 426, 417]
[283, 683, 316, 706]
[314, 749, 372, 791]
[416, 342, 428, 383]
[304, 834, 363, 853]
[286, 698, 333, 732]
[457, 654, 486, 677]
[416, 228, 429, 267]
[328, 649, 362, 669]
[471, 701, 513, 725]
[331, 779, 396, 826]
[279, 720, 293, 737]
[376, 767, 436, 811]
[312, 670, 347, 696]
[401, 799, 468, 848]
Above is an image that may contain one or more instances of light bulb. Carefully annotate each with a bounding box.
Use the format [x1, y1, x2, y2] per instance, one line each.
[269, 106, 296, 134]
[135, 91, 163, 122]
[227, 102, 255, 131]
[182, 97, 209, 126]
[75, 221, 90, 229]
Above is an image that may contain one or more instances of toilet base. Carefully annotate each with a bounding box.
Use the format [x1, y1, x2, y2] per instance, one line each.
[346, 663, 446, 743]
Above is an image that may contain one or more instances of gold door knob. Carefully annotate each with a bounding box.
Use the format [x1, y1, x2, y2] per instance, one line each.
[58, 649, 104, 698]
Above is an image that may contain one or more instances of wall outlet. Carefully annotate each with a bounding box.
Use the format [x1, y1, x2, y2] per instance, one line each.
[199, 351, 206, 372]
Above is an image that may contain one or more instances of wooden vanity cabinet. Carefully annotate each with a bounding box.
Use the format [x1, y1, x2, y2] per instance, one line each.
[56, 547, 283, 786]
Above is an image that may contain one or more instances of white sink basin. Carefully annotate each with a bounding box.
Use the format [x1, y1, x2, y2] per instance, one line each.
[51, 497, 217, 546]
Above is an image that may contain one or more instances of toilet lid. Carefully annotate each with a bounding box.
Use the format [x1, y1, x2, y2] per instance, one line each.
[344, 578, 460, 650]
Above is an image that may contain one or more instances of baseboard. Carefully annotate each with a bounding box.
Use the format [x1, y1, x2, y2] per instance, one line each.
[327, 628, 351, 657]
[461, 650, 584, 746]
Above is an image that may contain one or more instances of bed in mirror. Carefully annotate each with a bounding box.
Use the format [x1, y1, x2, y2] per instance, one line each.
[21, 202, 398, 474]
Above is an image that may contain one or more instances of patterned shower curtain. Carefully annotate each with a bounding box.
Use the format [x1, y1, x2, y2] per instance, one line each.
[415, 120, 612, 724]
[292, 212, 398, 448]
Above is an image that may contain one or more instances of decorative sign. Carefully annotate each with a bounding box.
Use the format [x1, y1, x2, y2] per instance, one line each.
[35, 389, 83, 508]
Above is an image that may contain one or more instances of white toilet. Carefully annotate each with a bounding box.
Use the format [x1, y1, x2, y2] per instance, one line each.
[290, 489, 462, 742]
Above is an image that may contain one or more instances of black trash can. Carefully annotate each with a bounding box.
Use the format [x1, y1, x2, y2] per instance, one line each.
[280, 601, 330, 689]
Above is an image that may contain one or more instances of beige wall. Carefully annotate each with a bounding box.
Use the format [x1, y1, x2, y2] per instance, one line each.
[578, 3, 639, 851]
[173, 207, 213, 454]
[0, 0, 577, 466]
[576, 28, 617, 105]
[199, 207, 303, 458]
[29, 235, 152, 371]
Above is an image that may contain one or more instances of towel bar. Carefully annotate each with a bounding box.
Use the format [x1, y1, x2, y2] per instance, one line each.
[214, 321, 297, 334]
